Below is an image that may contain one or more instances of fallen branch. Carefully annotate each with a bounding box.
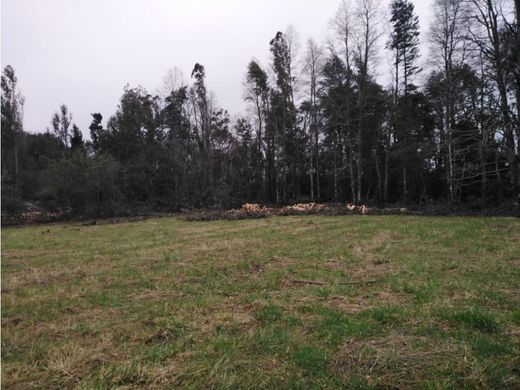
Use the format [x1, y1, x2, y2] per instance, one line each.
[291, 279, 326, 285]
[291, 278, 380, 286]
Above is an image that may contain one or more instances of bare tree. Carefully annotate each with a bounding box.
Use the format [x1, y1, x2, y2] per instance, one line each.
[353, 0, 383, 203]
[428, 0, 470, 201]
[160, 67, 186, 98]
[467, 0, 518, 193]
[330, 0, 357, 201]
[303, 39, 324, 200]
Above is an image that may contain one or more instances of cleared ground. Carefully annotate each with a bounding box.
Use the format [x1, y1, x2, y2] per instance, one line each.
[2, 215, 520, 389]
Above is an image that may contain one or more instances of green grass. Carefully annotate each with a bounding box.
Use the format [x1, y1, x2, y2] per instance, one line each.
[2, 215, 520, 388]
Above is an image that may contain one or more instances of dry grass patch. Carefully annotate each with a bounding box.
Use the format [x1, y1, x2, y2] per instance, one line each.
[331, 334, 472, 388]
[325, 289, 409, 314]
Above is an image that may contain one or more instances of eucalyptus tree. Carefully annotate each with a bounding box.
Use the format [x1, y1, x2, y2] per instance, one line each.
[303, 39, 324, 200]
[50, 105, 72, 148]
[269, 29, 302, 201]
[353, 0, 383, 202]
[330, 0, 358, 200]
[245, 60, 269, 196]
[1, 65, 24, 188]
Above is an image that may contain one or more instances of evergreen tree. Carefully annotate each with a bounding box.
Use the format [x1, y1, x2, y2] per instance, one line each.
[387, 0, 420, 95]
[70, 125, 84, 152]
[387, 0, 421, 201]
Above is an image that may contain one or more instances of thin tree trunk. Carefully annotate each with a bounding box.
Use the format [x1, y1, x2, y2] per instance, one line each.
[402, 167, 407, 203]
[14, 140, 19, 189]
[384, 146, 389, 203]
[374, 148, 382, 201]
[315, 128, 320, 200]
[348, 139, 356, 202]
[334, 131, 339, 201]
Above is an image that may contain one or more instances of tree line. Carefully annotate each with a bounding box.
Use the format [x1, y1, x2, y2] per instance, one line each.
[2, 0, 519, 217]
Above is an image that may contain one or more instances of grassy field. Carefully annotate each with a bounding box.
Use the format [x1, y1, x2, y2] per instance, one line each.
[2, 215, 520, 389]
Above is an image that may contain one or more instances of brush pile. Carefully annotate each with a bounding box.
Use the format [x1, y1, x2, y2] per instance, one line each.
[182, 202, 402, 221]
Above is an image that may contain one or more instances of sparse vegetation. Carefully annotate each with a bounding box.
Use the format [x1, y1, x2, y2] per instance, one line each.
[2, 215, 519, 388]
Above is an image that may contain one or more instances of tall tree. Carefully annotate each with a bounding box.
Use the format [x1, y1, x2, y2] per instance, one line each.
[89, 113, 104, 152]
[353, 0, 382, 202]
[331, 0, 357, 201]
[269, 29, 301, 201]
[388, 0, 420, 96]
[388, 0, 421, 201]
[70, 124, 84, 152]
[468, 0, 518, 194]
[1, 65, 24, 188]
[303, 39, 324, 201]
[50, 104, 72, 148]
[428, 0, 469, 201]
[162, 86, 191, 205]
[245, 60, 269, 197]
[189, 63, 214, 204]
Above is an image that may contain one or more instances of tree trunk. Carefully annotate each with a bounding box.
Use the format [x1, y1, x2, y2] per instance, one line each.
[374, 148, 382, 201]
[384, 145, 389, 203]
[402, 167, 407, 203]
[315, 127, 320, 201]
[348, 138, 356, 202]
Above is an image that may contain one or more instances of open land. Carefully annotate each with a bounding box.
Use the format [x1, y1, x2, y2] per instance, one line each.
[2, 215, 520, 388]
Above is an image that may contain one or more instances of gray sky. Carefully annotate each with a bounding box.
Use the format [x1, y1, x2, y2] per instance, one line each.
[1, 0, 433, 138]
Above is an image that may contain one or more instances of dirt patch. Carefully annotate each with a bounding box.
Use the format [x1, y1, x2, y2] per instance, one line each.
[323, 260, 345, 271]
[130, 290, 182, 301]
[75, 308, 122, 322]
[348, 231, 400, 282]
[354, 230, 392, 256]
[191, 302, 258, 335]
[2, 316, 25, 327]
[30, 317, 80, 340]
[350, 260, 395, 283]
[376, 290, 408, 305]
[326, 297, 368, 313]
[325, 289, 408, 313]
[270, 256, 301, 268]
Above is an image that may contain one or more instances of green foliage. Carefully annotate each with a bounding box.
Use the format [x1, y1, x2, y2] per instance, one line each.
[1, 181, 25, 217]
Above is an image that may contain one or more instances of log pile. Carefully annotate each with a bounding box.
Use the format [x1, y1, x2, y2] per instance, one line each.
[279, 203, 329, 215]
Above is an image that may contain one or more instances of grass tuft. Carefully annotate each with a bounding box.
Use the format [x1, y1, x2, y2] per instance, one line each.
[444, 307, 500, 333]
[255, 305, 283, 323]
[293, 346, 327, 374]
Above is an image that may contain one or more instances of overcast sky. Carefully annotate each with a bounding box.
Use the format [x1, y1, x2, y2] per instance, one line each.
[2, 0, 433, 138]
